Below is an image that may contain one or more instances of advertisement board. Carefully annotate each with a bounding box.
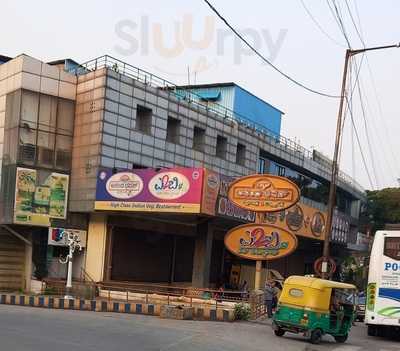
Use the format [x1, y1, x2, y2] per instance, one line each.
[14, 168, 69, 227]
[224, 224, 298, 261]
[263, 203, 327, 241]
[95, 168, 204, 213]
[201, 169, 255, 222]
[227, 174, 301, 212]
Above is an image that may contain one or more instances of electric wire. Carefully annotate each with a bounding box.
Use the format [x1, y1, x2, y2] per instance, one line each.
[201, 0, 340, 98]
[300, 0, 346, 48]
[345, 95, 375, 190]
[345, 1, 400, 185]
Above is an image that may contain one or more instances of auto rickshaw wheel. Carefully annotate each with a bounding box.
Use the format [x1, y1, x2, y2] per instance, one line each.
[310, 329, 322, 344]
[334, 334, 348, 343]
[274, 328, 285, 337]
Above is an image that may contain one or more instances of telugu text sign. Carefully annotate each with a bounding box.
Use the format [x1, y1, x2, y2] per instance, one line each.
[227, 174, 300, 212]
[224, 224, 298, 261]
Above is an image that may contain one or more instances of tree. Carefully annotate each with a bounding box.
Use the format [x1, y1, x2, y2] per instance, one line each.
[362, 188, 400, 232]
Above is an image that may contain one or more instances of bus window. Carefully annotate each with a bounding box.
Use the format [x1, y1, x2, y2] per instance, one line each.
[384, 237, 400, 260]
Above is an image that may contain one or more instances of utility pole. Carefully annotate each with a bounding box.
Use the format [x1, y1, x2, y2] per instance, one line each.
[322, 44, 399, 279]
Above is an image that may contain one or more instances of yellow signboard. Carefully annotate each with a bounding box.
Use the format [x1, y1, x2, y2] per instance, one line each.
[263, 203, 327, 241]
[227, 174, 300, 212]
[224, 224, 298, 261]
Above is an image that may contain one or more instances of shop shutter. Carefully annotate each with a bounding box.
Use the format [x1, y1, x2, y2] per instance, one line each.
[0, 230, 25, 291]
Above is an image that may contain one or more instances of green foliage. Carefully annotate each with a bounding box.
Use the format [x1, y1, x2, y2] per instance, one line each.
[340, 256, 365, 289]
[234, 303, 251, 321]
[363, 188, 400, 232]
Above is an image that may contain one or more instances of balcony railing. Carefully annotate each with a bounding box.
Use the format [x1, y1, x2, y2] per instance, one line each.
[73, 55, 365, 195]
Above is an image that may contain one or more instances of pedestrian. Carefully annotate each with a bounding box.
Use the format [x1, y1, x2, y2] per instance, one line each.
[264, 280, 276, 318]
[240, 280, 249, 299]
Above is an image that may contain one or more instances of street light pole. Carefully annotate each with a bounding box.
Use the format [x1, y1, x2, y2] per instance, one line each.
[322, 44, 399, 279]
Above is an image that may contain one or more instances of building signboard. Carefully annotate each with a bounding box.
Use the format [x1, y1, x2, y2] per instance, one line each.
[201, 169, 255, 221]
[227, 174, 301, 212]
[95, 168, 204, 213]
[14, 168, 69, 227]
[224, 224, 298, 260]
[263, 203, 327, 241]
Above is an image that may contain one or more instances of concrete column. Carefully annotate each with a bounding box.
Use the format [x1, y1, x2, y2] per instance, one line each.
[192, 220, 214, 288]
[85, 213, 107, 282]
[24, 234, 33, 292]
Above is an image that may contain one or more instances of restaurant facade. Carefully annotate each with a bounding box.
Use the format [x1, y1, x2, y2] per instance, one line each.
[0, 54, 366, 291]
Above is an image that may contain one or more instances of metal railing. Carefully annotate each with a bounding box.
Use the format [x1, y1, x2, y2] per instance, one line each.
[73, 55, 365, 195]
[97, 281, 248, 310]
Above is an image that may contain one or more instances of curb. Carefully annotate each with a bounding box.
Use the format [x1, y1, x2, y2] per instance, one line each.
[0, 293, 235, 322]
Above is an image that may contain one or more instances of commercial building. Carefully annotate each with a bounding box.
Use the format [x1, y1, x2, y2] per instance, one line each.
[0, 54, 366, 292]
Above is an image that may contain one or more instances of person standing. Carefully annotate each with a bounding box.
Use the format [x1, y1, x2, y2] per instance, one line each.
[264, 280, 276, 318]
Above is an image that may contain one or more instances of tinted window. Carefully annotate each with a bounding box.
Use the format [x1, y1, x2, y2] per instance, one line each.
[384, 237, 400, 260]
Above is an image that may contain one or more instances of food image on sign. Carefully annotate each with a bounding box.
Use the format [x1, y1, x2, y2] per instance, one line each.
[228, 174, 300, 212]
[224, 224, 298, 261]
[14, 168, 69, 226]
[263, 203, 326, 240]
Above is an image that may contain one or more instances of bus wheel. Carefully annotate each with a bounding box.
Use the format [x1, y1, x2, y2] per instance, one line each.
[367, 325, 377, 337]
[334, 334, 348, 343]
[274, 328, 285, 337]
[310, 329, 322, 344]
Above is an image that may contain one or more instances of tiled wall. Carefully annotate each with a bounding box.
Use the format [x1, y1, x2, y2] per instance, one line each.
[69, 67, 364, 213]
[0, 55, 77, 222]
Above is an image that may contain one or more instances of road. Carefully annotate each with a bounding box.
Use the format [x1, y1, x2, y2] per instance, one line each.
[0, 305, 399, 351]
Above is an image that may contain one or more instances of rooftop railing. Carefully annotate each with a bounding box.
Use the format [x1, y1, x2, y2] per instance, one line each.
[73, 55, 365, 195]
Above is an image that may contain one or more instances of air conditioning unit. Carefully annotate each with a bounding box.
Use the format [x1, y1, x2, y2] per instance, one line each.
[37, 147, 54, 167]
[19, 144, 36, 163]
[56, 149, 71, 170]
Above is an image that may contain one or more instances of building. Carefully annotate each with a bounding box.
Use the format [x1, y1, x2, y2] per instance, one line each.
[0, 54, 366, 292]
[176, 82, 283, 136]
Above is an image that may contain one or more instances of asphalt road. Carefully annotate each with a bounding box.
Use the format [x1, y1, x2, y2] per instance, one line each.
[0, 305, 399, 351]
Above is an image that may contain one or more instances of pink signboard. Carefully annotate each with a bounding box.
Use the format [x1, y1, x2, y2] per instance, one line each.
[95, 168, 204, 213]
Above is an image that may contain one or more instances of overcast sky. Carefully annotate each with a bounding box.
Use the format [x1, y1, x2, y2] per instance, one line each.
[2, 0, 399, 190]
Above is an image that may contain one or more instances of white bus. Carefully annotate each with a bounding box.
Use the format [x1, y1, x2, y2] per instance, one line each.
[366, 230, 400, 336]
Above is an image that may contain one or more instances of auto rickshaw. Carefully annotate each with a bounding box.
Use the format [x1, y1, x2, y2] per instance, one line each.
[272, 276, 356, 344]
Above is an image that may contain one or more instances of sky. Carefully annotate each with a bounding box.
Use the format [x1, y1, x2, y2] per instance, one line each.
[2, 0, 400, 191]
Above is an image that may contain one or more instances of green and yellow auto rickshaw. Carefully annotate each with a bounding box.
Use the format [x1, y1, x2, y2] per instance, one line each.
[272, 276, 356, 344]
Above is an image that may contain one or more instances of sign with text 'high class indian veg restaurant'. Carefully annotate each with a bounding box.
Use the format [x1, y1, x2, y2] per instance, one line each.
[94, 168, 204, 213]
[227, 174, 301, 213]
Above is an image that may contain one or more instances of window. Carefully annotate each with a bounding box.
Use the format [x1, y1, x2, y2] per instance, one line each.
[166, 117, 180, 144]
[38, 95, 57, 132]
[16, 90, 74, 170]
[236, 143, 246, 165]
[136, 105, 152, 135]
[216, 135, 227, 159]
[277, 165, 286, 177]
[193, 126, 205, 152]
[57, 99, 75, 136]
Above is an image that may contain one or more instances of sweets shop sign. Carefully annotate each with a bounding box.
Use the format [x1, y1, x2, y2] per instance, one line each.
[95, 168, 203, 213]
[225, 224, 298, 261]
[225, 174, 301, 261]
[228, 174, 300, 212]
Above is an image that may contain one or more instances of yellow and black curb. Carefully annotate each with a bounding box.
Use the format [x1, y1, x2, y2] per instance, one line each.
[0, 294, 234, 322]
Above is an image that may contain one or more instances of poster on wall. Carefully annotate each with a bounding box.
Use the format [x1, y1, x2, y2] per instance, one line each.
[14, 168, 69, 227]
[94, 168, 204, 213]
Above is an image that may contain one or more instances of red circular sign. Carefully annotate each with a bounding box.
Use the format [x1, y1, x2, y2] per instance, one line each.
[314, 256, 336, 277]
